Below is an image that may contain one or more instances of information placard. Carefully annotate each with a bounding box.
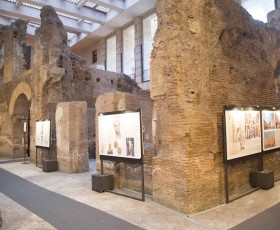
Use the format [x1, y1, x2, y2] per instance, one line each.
[35, 120, 51, 148]
[98, 110, 142, 159]
[262, 110, 280, 151]
[225, 109, 261, 160]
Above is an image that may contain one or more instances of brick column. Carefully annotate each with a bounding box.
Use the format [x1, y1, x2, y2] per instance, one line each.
[56, 101, 89, 173]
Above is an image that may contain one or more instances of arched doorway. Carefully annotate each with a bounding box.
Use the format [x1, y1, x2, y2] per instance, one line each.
[12, 93, 30, 159]
[8, 82, 32, 160]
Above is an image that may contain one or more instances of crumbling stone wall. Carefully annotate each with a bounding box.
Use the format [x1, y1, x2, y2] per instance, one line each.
[0, 6, 142, 163]
[151, 0, 280, 214]
[0, 20, 28, 83]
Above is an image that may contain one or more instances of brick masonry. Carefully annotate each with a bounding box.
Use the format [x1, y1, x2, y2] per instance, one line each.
[151, 0, 280, 214]
[1, 0, 280, 216]
[56, 101, 89, 173]
[0, 6, 142, 164]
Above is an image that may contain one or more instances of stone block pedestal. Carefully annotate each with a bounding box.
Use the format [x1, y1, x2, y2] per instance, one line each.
[92, 174, 114, 192]
[250, 170, 274, 190]
[43, 160, 58, 172]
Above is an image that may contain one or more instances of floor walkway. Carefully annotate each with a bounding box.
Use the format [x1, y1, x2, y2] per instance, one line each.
[0, 161, 280, 229]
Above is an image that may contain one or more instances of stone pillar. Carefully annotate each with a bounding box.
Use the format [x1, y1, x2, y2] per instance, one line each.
[134, 17, 143, 85]
[97, 39, 106, 70]
[116, 29, 123, 73]
[56, 101, 89, 173]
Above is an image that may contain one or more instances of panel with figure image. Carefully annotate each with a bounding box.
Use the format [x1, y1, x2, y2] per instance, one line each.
[98, 110, 142, 160]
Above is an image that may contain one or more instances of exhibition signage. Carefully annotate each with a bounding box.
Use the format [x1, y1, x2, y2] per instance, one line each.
[262, 109, 280, 151]
[225, 107, 262, 161]
[98, 110, 143, 161]
[224, 105, 280, 203]
[97, 109, 145, 201]
[35, 119, 51, 148]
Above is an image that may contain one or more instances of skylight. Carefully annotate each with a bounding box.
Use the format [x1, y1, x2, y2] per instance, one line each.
[84, 1, 110, 13]
[66, 0, 81, 4]
[57, 12, 80, 21]
[95, 5, 110, 13]
[84, 20, 94, 24]
[29, 22, 40, 28]
[84, 2, 97, 9]
[22, 2, 42, 10]
[67, 32, 77, 40]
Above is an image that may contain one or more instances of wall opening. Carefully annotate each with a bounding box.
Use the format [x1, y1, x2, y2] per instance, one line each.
[12, 93, 30, 159]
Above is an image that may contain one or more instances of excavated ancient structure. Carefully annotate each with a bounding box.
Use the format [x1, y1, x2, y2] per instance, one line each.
[0, 6, 141, 164]
[150, 0, 280, 214]
[1, 0, 280, 216]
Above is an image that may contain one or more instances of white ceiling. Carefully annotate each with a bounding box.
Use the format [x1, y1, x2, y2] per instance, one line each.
[0, 0, 156, 51]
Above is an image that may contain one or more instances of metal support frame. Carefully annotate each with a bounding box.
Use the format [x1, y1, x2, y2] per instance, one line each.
[223, 105, 263, 203]
[98, 109, 145, 201]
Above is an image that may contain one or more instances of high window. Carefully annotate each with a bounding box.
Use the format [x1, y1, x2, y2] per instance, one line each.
[106, 36, 116, 72]
[123, 25, 135, 78]
[143, 13, 158, 82]
[92, 50, 97, 64]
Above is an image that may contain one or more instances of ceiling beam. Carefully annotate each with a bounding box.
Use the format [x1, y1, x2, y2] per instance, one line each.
[0, 16, 35, 36]
[0, 1, 93, 34]
[67, 32, 87, 47]
[15, 0, 24, 8]
[21, 0, 106, 24]
[0, 15, 15, 27]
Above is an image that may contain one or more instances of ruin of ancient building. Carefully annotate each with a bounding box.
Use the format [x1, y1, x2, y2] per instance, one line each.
[1, 0, 280, 221]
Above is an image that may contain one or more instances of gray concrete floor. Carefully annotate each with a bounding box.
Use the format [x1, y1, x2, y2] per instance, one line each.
[0, 161, 280, 230]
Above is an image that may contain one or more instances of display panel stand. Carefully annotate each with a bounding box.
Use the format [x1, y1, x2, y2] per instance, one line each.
[100, 157, 145, 202]
[97, 109, 145, 201]
[35, 147, 51, 167]
[35, 119, 51, 168]
[223, 105, 262, 203]
[22, 120, 29, 164]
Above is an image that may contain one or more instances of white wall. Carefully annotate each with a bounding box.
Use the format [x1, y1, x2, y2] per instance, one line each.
[123, 25, 135, 78]
[242, 0, 275, 22]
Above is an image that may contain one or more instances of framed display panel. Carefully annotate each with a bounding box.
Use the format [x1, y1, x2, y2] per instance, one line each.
[98, 110, 143, 162]
[35, 120, 51, 148]
[224, 106, 262, 161]
[262, 108, 280, 151]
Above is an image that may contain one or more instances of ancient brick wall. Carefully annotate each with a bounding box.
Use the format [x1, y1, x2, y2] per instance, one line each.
[151, 0, 280, 214]
[95, 92, 154, 194]
[0, 6, 142, 163]
[1, 20, 27, 83]
[56, 101, 89, 173]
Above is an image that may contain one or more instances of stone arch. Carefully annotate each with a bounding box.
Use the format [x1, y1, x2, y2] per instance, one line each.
[8, 82, 32, 158]
[9, 82, 32, 117]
